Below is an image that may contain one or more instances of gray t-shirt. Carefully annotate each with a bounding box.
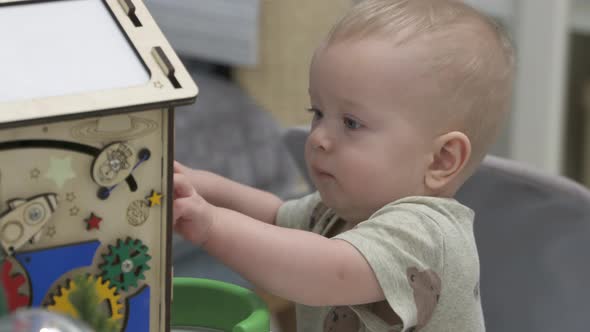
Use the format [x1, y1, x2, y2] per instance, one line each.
[276, 192, 485, 332]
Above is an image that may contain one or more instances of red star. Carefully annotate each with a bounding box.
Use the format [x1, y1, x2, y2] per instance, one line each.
[85, 213, 103, 230]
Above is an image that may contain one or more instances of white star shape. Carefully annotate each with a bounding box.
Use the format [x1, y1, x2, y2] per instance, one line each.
[45, 156, 76, 189]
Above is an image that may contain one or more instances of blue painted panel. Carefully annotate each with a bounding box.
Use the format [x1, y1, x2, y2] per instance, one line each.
[124, 285, 150, 332]
[14, 240, 101, 306]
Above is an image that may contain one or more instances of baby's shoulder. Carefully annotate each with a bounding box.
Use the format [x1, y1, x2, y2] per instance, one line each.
[371, 195, 474, 227]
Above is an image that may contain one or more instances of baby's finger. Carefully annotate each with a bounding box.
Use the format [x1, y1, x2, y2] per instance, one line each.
[173, 220, 195, 242]
[173, 173, 194, 199]
[173, 160, 184, 174]
[173, 196, 196, 223]
[172, 197, 186, 223]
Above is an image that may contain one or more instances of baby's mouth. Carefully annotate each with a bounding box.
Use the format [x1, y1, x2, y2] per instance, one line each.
[312, 166, 334, 179]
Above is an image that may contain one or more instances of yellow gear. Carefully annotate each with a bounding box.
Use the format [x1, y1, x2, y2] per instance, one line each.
[47, 275, 124, 322]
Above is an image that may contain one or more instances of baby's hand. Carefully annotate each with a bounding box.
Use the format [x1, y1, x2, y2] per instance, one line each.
[173, 171, 216, 246]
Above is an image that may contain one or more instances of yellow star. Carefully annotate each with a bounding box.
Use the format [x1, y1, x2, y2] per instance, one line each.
[146, 190, 163, 207]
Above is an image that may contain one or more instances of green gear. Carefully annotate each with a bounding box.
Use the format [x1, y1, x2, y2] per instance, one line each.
[99, 237, 151, 292]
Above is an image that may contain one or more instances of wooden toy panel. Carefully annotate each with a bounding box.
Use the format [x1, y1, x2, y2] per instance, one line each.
[0, 109, 171, 331]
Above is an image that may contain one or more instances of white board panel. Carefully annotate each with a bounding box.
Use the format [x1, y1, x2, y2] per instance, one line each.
[0, 0, 150, 103]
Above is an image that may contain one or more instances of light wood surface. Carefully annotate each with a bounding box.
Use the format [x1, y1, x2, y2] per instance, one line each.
[0, 109, 170, 331]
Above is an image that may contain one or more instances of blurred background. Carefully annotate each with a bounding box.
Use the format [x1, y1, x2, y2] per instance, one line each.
[141, 0, 590, 330]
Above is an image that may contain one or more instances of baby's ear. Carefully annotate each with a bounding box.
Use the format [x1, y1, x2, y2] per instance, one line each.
[425, 131, 471, 194]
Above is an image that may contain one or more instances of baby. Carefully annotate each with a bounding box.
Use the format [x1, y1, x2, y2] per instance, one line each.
[173, 0, 515, 331]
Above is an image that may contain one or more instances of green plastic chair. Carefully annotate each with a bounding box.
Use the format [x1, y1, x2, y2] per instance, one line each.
[171, 278, 270, 332]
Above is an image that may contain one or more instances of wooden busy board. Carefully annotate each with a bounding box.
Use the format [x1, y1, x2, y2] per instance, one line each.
[0, 1, 198, 331]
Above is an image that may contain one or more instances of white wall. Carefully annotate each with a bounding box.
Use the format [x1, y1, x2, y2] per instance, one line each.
[467, 0, 572, 175]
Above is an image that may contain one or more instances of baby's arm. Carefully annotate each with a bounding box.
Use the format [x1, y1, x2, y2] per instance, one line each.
[173, 172, 385, 306]
[174, 161, 282, 225]
[206, 208, 385, 306]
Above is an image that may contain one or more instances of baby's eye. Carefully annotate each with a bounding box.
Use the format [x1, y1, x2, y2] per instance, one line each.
[306, 108, 323, 121]
[343, 117, 361, 129]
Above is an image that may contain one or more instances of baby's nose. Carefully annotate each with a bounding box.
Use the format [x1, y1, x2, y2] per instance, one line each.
[308, 126, 333, 151]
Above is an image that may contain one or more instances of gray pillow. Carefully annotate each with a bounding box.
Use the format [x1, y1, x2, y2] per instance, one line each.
[174, 65, 298, 198]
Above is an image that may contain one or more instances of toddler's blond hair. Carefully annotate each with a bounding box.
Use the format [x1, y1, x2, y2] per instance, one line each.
[327, 0, 515, 169]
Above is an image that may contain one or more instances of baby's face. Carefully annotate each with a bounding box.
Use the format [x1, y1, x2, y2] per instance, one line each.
[306, 39, 436, 222]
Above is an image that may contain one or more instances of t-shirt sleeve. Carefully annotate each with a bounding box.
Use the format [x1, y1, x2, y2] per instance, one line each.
[276, 192, 321, 231]
[333, 203, 445, 332]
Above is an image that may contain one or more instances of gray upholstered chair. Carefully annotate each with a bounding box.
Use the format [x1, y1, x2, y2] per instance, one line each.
[282, 126, 590, 332]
